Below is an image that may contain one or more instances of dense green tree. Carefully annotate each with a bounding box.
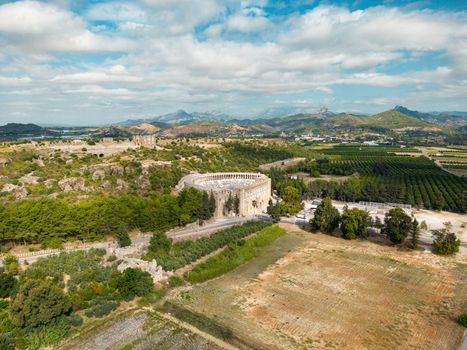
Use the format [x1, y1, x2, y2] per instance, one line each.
[340, 207, 371, 240]
[117, 224, 131, 247]
[148, 165, 184, 194]
[409, 219, 420, 249]
[198, 191, 212, 221]
[381, 208, 412, 244]
[148, 229, 172, 256]
[116, 268, 154, 300]
[0, 192, 208, 245]
[281, 186, 303, 214]
[2, 256, 19, 276]
[0, 273, 17, 298]
[233, 195, 240, 215]
[10, 279, 72, 329]
[432, 222, 460, 255]
[224, 193, 234, 215]
[310, 198, 340, 234]
[209, 192, 216, 216]
[0, 333, 14, 350]
[267, 199, 281, 223]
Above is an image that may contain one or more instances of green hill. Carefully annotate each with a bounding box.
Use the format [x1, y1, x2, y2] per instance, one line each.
[362, 110, 435, 129]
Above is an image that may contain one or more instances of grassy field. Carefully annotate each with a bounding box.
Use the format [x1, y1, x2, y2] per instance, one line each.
[185, 225, 286, 283]
[166, 224, 467, 350]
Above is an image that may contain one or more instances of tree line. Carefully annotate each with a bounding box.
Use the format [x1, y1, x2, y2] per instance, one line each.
[309, 198, 461, 255]
[0, 187, 215, 246]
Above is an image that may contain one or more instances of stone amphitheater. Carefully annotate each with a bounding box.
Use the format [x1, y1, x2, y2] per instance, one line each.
[175, 172, 271, 218]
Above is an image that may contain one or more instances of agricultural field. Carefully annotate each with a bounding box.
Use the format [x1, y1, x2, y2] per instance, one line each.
[166, 224, 467, 350]
[297, 144, 467, 212]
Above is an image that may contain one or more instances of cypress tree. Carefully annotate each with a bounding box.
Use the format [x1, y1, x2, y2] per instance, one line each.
[117, 223, 131, 247]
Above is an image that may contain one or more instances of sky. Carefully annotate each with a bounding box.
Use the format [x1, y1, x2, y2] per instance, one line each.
[0, 0, 466, 125]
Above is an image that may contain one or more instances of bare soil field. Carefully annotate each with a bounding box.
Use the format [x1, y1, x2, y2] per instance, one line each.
[293, 172, 350, 184]
[259, 158, 306, 171]
[167, 224, 467, 350]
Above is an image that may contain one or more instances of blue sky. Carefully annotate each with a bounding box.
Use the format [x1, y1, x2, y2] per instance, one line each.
[0, 0, 466, 125]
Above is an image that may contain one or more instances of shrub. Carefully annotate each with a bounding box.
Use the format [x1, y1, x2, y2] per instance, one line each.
[168, 275, 184, 288]
[117, 268, 154, 300]
[0, 242, 13, 254]
[0, 273, 17, 298]
[84, 296, 119, 318]
[0, 332, 14, 350]
[117, 224, 131, 248]
[432, 222, 461, 255]
[107, 255, 117, 262]
[10, 280, 72, 329]
[458, 312, 467, 327]
[0, 300, 9, 310]
[2, 256, 19, 275]
[21, 317, 70, 350]
[147, 230, 172, 256]
[0, 308, 13, 334]
[68, 313, 83, 327]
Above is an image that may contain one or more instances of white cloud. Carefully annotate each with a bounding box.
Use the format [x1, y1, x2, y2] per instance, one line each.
[0, 76, 32, 85]
[0, 1, 132, 53]
[62, 85, 134, 95]
[1, 1, 467, 123]
[226, 14, 270, 32]
[141, 0, 224, 35]
[51, 71, 142, 84]
[86, 2, 147, 22]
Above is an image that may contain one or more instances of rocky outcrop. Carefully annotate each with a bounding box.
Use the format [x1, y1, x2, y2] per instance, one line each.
[0, 157, 10, 166]
[2, 184, 29, 199]
[58, 177, 92, 193]
[19, 172, 40, 184]
[92, 170, 106, 181]
[110, 165, 125, 176]
[2, 183, 20, 193]
[116, 179, 129, 191]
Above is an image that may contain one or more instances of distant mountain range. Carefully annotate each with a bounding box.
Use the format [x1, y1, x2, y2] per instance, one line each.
[1, 106, 466, 141]
[119, 110, 233, 126]
[394, 106, 466, 129]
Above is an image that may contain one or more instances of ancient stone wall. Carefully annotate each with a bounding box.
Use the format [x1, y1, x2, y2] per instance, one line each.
[176, 172, 271, 218]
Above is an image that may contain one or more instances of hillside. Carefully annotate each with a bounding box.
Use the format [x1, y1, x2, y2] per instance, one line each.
[0, 123, 57, 139]
[129, 123, 161, 135]
[238, 108, 445, 134]
[0, 123, 46, 135]
[362, 110, 437, 130]
[395, 106, 467, 129]
[160, 120, 247, 137]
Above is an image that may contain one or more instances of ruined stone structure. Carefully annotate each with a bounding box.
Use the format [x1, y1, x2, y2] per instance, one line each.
[132, 135, 157, 148]
[112, 243, 173, 282]
[175, 172, 271, 218]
